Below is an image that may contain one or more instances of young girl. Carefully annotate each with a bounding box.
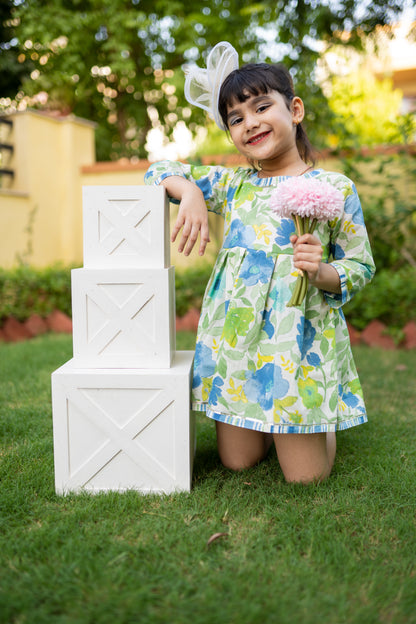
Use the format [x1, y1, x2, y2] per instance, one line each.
[145, 42, 375, 483]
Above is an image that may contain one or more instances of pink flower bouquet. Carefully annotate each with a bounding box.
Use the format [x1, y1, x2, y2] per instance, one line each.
[271, 177, 344, 307]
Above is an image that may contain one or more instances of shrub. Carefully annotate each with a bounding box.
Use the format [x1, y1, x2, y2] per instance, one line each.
[0, 264, 73, 324]
[175, 263, 212, 317]
[343, 265, 416, 331]
[0, 263, 213, 326]
[341, 149, 416, 272]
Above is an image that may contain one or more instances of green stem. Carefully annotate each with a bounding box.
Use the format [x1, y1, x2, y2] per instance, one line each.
[287, 272, 310, 308]
[287, 274, 302, 307]
[288, 215, 311, 307]
[295, 215, 304, 236]
[299, 273, 309, 304]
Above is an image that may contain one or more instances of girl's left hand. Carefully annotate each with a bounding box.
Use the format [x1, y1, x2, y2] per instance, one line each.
[290, 233, 323, 283]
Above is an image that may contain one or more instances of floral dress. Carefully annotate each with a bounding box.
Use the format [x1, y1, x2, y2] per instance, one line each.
[145, 162, 375, 434]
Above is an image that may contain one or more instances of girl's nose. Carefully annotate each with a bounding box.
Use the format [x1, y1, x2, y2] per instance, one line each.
[244, 112, 260, 130]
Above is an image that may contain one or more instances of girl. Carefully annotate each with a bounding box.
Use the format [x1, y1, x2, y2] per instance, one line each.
[145, 42, 375, 483]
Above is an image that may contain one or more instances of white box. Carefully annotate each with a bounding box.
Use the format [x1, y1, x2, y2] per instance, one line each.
[51, 352, 195, 495]
[71, 267, 175, 368]
[82, 186, 170, 268]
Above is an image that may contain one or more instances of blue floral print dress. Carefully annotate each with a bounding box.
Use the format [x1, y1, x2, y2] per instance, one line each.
[145, 162, 375, 434]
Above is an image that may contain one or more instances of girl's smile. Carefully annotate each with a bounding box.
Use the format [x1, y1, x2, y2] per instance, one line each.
[246, 131, 271, 145]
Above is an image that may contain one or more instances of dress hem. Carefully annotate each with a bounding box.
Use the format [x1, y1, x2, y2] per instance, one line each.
[191, 402, 368, 434]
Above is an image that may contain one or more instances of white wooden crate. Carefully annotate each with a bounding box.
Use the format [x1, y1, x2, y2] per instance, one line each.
[51, 352, 195, 494]
[71, 267, 175, 368]
[82, 186, 170, 268]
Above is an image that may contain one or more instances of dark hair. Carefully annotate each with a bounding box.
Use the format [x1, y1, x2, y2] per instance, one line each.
[218, 63, 315, 165]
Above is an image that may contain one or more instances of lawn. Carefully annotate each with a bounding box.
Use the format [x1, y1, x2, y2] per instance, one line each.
[0, 333, 415, 624]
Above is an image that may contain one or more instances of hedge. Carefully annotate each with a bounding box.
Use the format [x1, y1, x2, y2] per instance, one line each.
[0, 264, 74, 323]
[0, 264, 212, 325]
[1, 263, 415, 335]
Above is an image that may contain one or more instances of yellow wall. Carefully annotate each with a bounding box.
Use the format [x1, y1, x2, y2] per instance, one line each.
[81, 162, 147, 187]
[0, 110, 96, 268]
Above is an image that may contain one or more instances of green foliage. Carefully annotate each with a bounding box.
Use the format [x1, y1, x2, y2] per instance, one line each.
[328, 68, 408, 148]
[344, 265, 416, 331]
[341, 149, 416, 272]
[0, 263, 212, 324]
[193, 123, 239, 158]
[175, 263, 212, 316]
[1, 0, 409, 159]
[0, 264, 73, 323]
[339, 149, 416, 332]
[0, 0, 33, 96]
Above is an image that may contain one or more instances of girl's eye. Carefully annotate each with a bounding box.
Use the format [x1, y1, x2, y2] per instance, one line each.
[257, 104, 270, 113]
[229, 117, 243, 126]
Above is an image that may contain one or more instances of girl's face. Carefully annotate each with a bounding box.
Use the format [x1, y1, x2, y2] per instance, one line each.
[226, 89, 304, 169]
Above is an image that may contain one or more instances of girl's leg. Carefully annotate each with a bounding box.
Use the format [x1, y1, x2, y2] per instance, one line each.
[216, 421, 273, 470]
[273, 432, 336, 483]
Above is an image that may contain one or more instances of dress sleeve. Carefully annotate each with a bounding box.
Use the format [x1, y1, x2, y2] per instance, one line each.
[324, 180, 375, 308]
[144, 160, 232, 216]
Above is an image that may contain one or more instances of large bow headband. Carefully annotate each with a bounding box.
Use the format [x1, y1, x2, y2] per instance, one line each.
[184, 41, 239, 131]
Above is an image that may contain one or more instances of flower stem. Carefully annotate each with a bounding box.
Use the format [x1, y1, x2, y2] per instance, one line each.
[293, 215, 305, 278]
[299, 272, 309, 304]
[295, 215, 303, 236]
[287, 274, 303, 307]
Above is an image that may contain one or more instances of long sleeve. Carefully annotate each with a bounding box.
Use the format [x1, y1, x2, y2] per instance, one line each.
[324, 179, 375, 308]
[144, 160, 234, 216]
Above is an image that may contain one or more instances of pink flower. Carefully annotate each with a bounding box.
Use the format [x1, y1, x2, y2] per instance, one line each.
[271, 177, 344, 222]
[270, 176, 344, 307]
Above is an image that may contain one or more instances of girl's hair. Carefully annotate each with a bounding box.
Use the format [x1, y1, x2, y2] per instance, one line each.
[218, 63, 315, 165]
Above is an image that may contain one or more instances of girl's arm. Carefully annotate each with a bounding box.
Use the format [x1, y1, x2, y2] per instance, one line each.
[291, 233, 341, 294]
[291, 177, 375, 304]
[160, 176, 210, 257]
[145, 160, 233, 257]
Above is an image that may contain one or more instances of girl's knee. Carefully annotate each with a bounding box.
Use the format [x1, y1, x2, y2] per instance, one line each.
[219, 454, 260, 471]
[274, 432, 336, 484]
[216, 422, 271, 471]
[281, 461, 332, 484]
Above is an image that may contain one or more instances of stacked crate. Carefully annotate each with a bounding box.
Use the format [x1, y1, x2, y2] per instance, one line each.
[51, 186, 195, 495]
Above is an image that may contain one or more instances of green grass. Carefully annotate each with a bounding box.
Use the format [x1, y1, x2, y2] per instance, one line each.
[1, 333, 416, 624]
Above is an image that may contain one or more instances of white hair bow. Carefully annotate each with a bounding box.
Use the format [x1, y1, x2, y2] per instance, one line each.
[184, 41, 239, 130]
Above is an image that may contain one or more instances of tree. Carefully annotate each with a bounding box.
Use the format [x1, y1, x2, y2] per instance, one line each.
[327, 68, 408, 147]
[2, 0, 410, 160]
[0, 0, 33, 97]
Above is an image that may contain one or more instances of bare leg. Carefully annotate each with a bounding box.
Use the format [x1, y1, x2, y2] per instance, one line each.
[216, 421, 273, 471]
[326, 432, 336, 473]
[273, 432, 337, 484]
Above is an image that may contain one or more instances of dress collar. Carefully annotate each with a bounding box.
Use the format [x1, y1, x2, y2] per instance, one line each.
[248, 168, 323, 186]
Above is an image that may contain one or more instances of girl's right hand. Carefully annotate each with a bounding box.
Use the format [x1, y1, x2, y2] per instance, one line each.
[162, 179, 210, 256]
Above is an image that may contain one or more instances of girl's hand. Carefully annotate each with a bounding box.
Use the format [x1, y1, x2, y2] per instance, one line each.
[290, 233, 323, 282]
[161, 178, 210, 256]
[290, 233, 341, 294]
